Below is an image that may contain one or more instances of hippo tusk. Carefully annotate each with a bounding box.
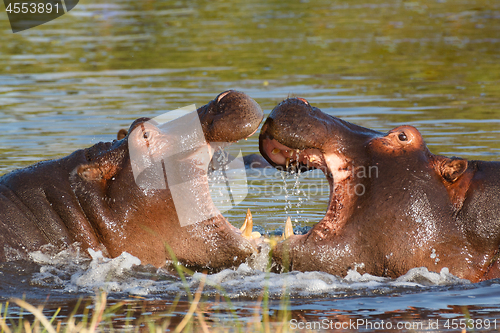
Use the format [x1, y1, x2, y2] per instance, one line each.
[272, 148, 281, 155]
[285, 157, 290, 169]
[284, 216, 294, 239]
[240, 209, 249, 232]
[241, 208, 261, 240]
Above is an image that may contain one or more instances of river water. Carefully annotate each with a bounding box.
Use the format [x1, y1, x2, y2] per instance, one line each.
[1, 0, 500, 331]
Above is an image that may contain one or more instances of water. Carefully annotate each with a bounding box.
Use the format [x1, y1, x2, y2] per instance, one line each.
[1, 0, 500, 331]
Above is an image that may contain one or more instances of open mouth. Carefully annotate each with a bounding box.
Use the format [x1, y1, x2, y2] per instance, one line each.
[131, 89, 266, 245]
[260, 136, 329, 174]
[205, 143, 262, 241]
[259, 98, 357, 239]
[260, 134, 356, 235]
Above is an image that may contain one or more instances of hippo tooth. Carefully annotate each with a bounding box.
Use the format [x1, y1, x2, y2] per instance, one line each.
[239, 220, 247, 232]
[285, 216, 294, 239]
[272, 148, 281, 155]
[242, 208, 260, 240]
[240, 208, 251, 232]
[285, 157, 290, 168]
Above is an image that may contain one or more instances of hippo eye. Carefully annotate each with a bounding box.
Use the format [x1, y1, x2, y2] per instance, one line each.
[398, 132, 408, 142]
[143, 132, 150, 139]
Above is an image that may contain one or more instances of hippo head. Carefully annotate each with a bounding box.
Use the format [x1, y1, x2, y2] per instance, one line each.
[259, 97, 500, 282]
[72, 91, 264, 271]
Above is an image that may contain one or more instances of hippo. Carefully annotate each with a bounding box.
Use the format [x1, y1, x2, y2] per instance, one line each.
[117, 129, 271, 169]
[260, 97, 500, 282]
[0, 90, 264, 271]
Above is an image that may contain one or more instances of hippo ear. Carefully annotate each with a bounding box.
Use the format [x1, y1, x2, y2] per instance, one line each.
[77, 162, 119, 181]
[116, 118, 151, 141]
[434, 156, 473, 211]
[117, 129, 128, 140]
[436, 157, 468, 183]
[77, 164, 102, 181]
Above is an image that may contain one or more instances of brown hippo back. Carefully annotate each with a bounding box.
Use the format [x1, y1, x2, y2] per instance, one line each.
[0, 146, 107, 259]
[0, 90, 265, 271]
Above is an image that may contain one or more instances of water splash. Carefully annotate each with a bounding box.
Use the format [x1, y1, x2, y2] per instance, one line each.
[208, 146, 233, 211]
[27, 246, 469, 298]
[279, 168, 312, 231]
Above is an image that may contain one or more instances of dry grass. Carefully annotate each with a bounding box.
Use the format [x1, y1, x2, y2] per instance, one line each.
[0, 254, 295, 333]
[0, 284, 294, 333]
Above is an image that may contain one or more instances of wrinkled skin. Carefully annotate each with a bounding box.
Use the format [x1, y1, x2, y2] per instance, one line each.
[0, 90, 264, 270]
[260, 97, 500, 282]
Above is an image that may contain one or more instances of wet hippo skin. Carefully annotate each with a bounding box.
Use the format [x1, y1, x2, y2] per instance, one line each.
[260, 97, 500, 282]
[0, 90, 264, 271]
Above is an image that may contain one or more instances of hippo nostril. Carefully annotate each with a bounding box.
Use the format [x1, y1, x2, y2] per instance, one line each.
[216, 90, 232, 103]
[398, 132, 408, 142]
